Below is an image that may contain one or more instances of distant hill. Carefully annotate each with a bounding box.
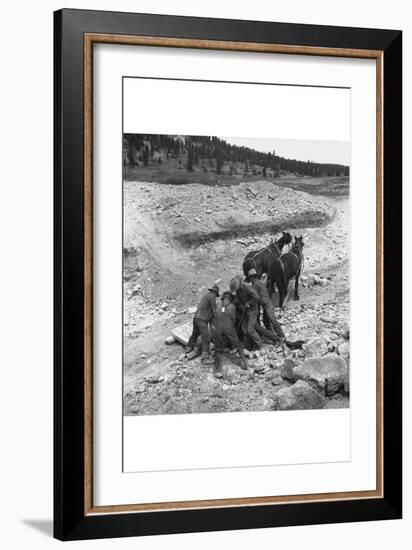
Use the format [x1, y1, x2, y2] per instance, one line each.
[123, 134, 349, 178]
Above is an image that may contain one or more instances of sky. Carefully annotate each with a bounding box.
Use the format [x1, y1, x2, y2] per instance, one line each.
[221, 137, 350, 166]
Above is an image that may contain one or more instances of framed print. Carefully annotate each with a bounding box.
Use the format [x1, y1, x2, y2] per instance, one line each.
[54, 9, 402, 541]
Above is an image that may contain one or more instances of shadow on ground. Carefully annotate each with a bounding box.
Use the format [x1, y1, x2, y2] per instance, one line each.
[22, 519, 53, 537]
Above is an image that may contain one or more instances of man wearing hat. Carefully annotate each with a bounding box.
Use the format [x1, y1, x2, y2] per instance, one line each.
[247, 268, 285, 342]
[211, 291, 249, 377]
[186, 284, 220, 364]
[229, 276, 262, 349]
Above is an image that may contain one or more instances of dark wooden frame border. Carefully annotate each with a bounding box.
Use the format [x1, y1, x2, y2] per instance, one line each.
[54, 8, 402, 540]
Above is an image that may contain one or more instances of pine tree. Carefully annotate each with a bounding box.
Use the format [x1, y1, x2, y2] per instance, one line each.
[143, 145, 150, 167]
[187, 143, 194, 172]
[216, 155, 222, 175]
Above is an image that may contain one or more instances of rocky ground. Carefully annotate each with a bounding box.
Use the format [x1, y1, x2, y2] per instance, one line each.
[123, 178, 350, 415]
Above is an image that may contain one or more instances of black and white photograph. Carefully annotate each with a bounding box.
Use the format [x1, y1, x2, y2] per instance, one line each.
[123, 132, 351, 416]
[0, 1, 404, 545]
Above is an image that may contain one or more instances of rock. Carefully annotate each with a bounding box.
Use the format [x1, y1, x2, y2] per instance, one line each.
[254, 364, 269, 375]
[271, 374, 284, 386]
[337, 341, 350, 362]
[160, 301, 168, 310]
[198, 375, 221, 394]
[302, 337, 328, 358]
[249, 356, 266, 368]
[320, 315, 334, 323]
[293, 355, 348, 396]
[163, 397, 191, 415]
[165, 335, 175, 345]
[344, 373, 350, 393]
[273, 381, 325, 410]
[145, 375, 162, 384]
[222, 360, 240, 384]
[280, 358, 298, 382]
[324, 396, 350, 409]
[340, 321, 350, 339]
[171, 322, 194, 346]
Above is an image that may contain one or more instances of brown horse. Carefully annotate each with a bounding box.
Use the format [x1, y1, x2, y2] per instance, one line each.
[267, 236, 304, 307]
[242, 232, 292, 279]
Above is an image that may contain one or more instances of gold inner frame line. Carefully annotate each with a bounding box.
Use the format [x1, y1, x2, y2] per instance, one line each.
[83, 33, 384, 515]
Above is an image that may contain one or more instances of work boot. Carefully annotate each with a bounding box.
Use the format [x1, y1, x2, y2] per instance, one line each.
[238, 348, 249, 370]
[213, 355, 223, 378]
[202, 352, 215, 365]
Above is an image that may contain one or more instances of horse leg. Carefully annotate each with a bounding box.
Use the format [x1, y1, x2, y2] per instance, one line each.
[267, 274, 273, 298]
[278, 286, 285, 308]
[294, 269, 301, 301]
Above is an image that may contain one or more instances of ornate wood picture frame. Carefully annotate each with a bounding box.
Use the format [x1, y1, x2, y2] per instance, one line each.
[54, 8, 402, 541]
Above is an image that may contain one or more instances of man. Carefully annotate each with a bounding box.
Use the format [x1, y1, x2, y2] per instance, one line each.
[247, 267, 285, 343]
[229, 276, 262, 349]
[186, 284, 220, 364]
[211, 291, 249, 377]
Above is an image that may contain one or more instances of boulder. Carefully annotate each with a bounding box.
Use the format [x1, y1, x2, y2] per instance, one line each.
[293, 354, 348, 396]
[270, 373, 284, 386]
[273, 380, 325, 410]
[340, 321, 350, 339]
[171, 322, 195, 346]
[344, 372, 350, 393]
[280, 358, 298, 382]
[221, 357, 241, 384]
[302, 337, 328, 358]
[337, 341, 350, 362]
[165, 335, 175, 345]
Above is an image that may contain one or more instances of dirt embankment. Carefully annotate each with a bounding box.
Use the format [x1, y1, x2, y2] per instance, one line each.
[124, 180, 335, 251]
[123, 178, 350, 415]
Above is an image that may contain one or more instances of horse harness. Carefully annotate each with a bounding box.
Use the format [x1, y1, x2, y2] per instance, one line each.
[248, 243, 280, 272]
[277, 249, 304, 275]
[273, 248, 304, 291]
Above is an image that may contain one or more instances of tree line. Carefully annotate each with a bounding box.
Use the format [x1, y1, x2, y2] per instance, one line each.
[123, 134, 349, 177]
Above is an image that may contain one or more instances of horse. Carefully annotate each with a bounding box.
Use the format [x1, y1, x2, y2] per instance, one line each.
[267, 235, 304, 308]
[242, 232, 292, 279]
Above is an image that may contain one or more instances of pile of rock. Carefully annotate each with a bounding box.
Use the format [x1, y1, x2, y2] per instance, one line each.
[272, 325, 350, 410]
